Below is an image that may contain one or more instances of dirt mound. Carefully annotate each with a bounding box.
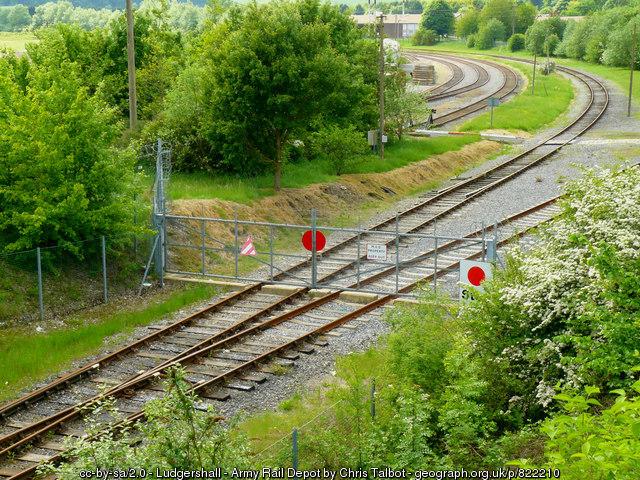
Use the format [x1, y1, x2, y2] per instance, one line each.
[170, 140, 500, 272]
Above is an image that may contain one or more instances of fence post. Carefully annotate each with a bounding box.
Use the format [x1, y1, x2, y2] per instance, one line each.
[433, 236, 438, 292]
[311, 209, 318, 289]
[234, 209, 239, 279]
[292, 428, 299, 472]
[395, 214, 400, 293]
[101, 236, 108, 303]
[356, 230, 361, 289]
[370, 378, 376, 419]
[269, 225, 274, 281]
[201, 219, 206, 275]
[36, 247, 44, 322]
[481, 221, 486, 262]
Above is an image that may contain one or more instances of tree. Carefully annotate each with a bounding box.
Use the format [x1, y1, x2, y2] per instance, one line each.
[421, 0, 454, 37]
[0, 5, 31, 31]
[354, 3, 365, 14]
[514, 1, 537, 34]
[480, 0, 515, 38]
[455, 7, 480, 38]
[385, 67, 431, 140]
[476, 18, 505, 48]
[412, 27, 438, 45]
[525, 20, 551, 55]
[312, 125, 368, 175]
[0, 58, 141, 256]
[507, 32, 526, 51]
[199, 0, 376, 189]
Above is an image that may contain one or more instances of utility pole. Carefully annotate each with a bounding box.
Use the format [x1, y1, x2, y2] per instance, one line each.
[629, 23, 637, 117]
[378, 12, 385, 160]
[125, 0, 138, 130]
[531, 53, 537, 95]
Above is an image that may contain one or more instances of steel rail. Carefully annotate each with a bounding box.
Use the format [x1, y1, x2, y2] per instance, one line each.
[0, 53, 607, 465]
[1, 197, 562, 480]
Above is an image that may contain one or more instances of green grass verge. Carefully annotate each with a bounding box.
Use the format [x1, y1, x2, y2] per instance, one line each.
[0, 31, 37, 52]
[404, 39, 640, 109]
[0, 284, 219, 402]
[170, 135, 479, 203]
[458, 61, 574, 133]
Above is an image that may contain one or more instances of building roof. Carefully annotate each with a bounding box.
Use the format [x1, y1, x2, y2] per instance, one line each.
[351, 13, 422, 25]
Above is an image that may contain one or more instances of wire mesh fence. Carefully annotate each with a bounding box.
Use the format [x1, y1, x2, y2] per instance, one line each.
[0, 232, 156, 325]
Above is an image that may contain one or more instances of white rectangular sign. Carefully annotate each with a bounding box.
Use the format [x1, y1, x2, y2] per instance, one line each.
[366, 243, 387, 261]
[459, 259, 492, 301]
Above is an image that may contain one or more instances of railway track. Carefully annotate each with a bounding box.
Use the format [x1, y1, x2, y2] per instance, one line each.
[426, 54, 519, 127]
[0, 198, 561, 479]
[409, 54, 491, 100]
[0, 54, 609, 479]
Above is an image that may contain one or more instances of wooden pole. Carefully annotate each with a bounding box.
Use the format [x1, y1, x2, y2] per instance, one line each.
[629, 23, 637, 117]
[378, 12, 385, 160]
[125, 0, 138, 130]
[531, 53, 537, 96]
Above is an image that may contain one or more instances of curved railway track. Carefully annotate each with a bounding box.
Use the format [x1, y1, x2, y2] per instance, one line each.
[0, 54, 609, 479]
[408, 54, 492, 101]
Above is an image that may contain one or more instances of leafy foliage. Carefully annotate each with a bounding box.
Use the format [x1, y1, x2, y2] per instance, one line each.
[421, 0, 454, 36]
[476, 18, 506, 49]
[311, 125, 368, 175]
[154, 0, 377, 189]
[41, 368, 250, 478]
[508, 33, 526, 51]
[412, 27, 438, 45]
[530, 386, 640, 477]
[0, 57, 142, 256]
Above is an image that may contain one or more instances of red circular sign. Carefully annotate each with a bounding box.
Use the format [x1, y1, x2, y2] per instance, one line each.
[467, 266, 486, 286]
[301, 230, 326, 252]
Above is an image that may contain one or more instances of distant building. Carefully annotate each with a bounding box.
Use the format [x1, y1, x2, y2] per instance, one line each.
[351, 13, 422, 39]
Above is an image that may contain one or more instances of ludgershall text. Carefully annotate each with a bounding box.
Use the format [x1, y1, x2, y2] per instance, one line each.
[79, 467, 560, 480]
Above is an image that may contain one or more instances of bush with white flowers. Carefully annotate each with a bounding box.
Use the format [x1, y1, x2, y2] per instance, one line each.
[462, 166, 640, 424]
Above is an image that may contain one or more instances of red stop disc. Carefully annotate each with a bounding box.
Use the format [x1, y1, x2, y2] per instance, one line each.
[301, 230, 326, 252]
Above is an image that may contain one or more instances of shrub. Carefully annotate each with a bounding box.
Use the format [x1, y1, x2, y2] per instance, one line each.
[311, 124, 368, 175]
[40, 368, 251, 478]
[531, 386, 640, 477]
[412, 27, 438, 46]
[466, 33, 477, 48]
[508, 33, 526, 52]
[0, 58, 142, 257]
[461, 166, 640, 424]
[476, 18, 505, 49]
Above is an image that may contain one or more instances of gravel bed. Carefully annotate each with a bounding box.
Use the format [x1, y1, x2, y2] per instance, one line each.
[6, 64, 638, 439]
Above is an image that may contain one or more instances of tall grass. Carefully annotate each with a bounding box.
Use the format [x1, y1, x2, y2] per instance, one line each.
[170, 135, 479, 203]
[459, 61, 574, 133]
[0, 285, 218, 401]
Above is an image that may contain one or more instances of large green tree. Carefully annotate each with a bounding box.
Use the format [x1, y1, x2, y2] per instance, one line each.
[421, 0, 454, 36]
[481, 0, 515, 39]
[0, 58, 141, 256]
[159, 0, 377, 189]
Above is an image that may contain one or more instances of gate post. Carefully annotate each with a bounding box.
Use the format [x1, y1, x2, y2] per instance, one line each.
[311, 209, 318, 289]
[356, 230, 361, 289]
[395, 214, 400, 293]
[234, 209, 239, 278]
[269, 225, 274, 281]
[433, 236, 438, 291]
[201, 219, 206, 275]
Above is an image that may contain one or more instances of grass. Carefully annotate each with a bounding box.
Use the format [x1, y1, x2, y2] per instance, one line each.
[404, 39, 640, 109]
[0, 31, 37, 52]
[458, 61, 574, 133]
[169, 135, 479, 203]
[0, 284, 219, 402]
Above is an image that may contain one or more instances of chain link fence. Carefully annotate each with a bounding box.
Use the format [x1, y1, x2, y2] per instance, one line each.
[0, 232, 156, 326]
